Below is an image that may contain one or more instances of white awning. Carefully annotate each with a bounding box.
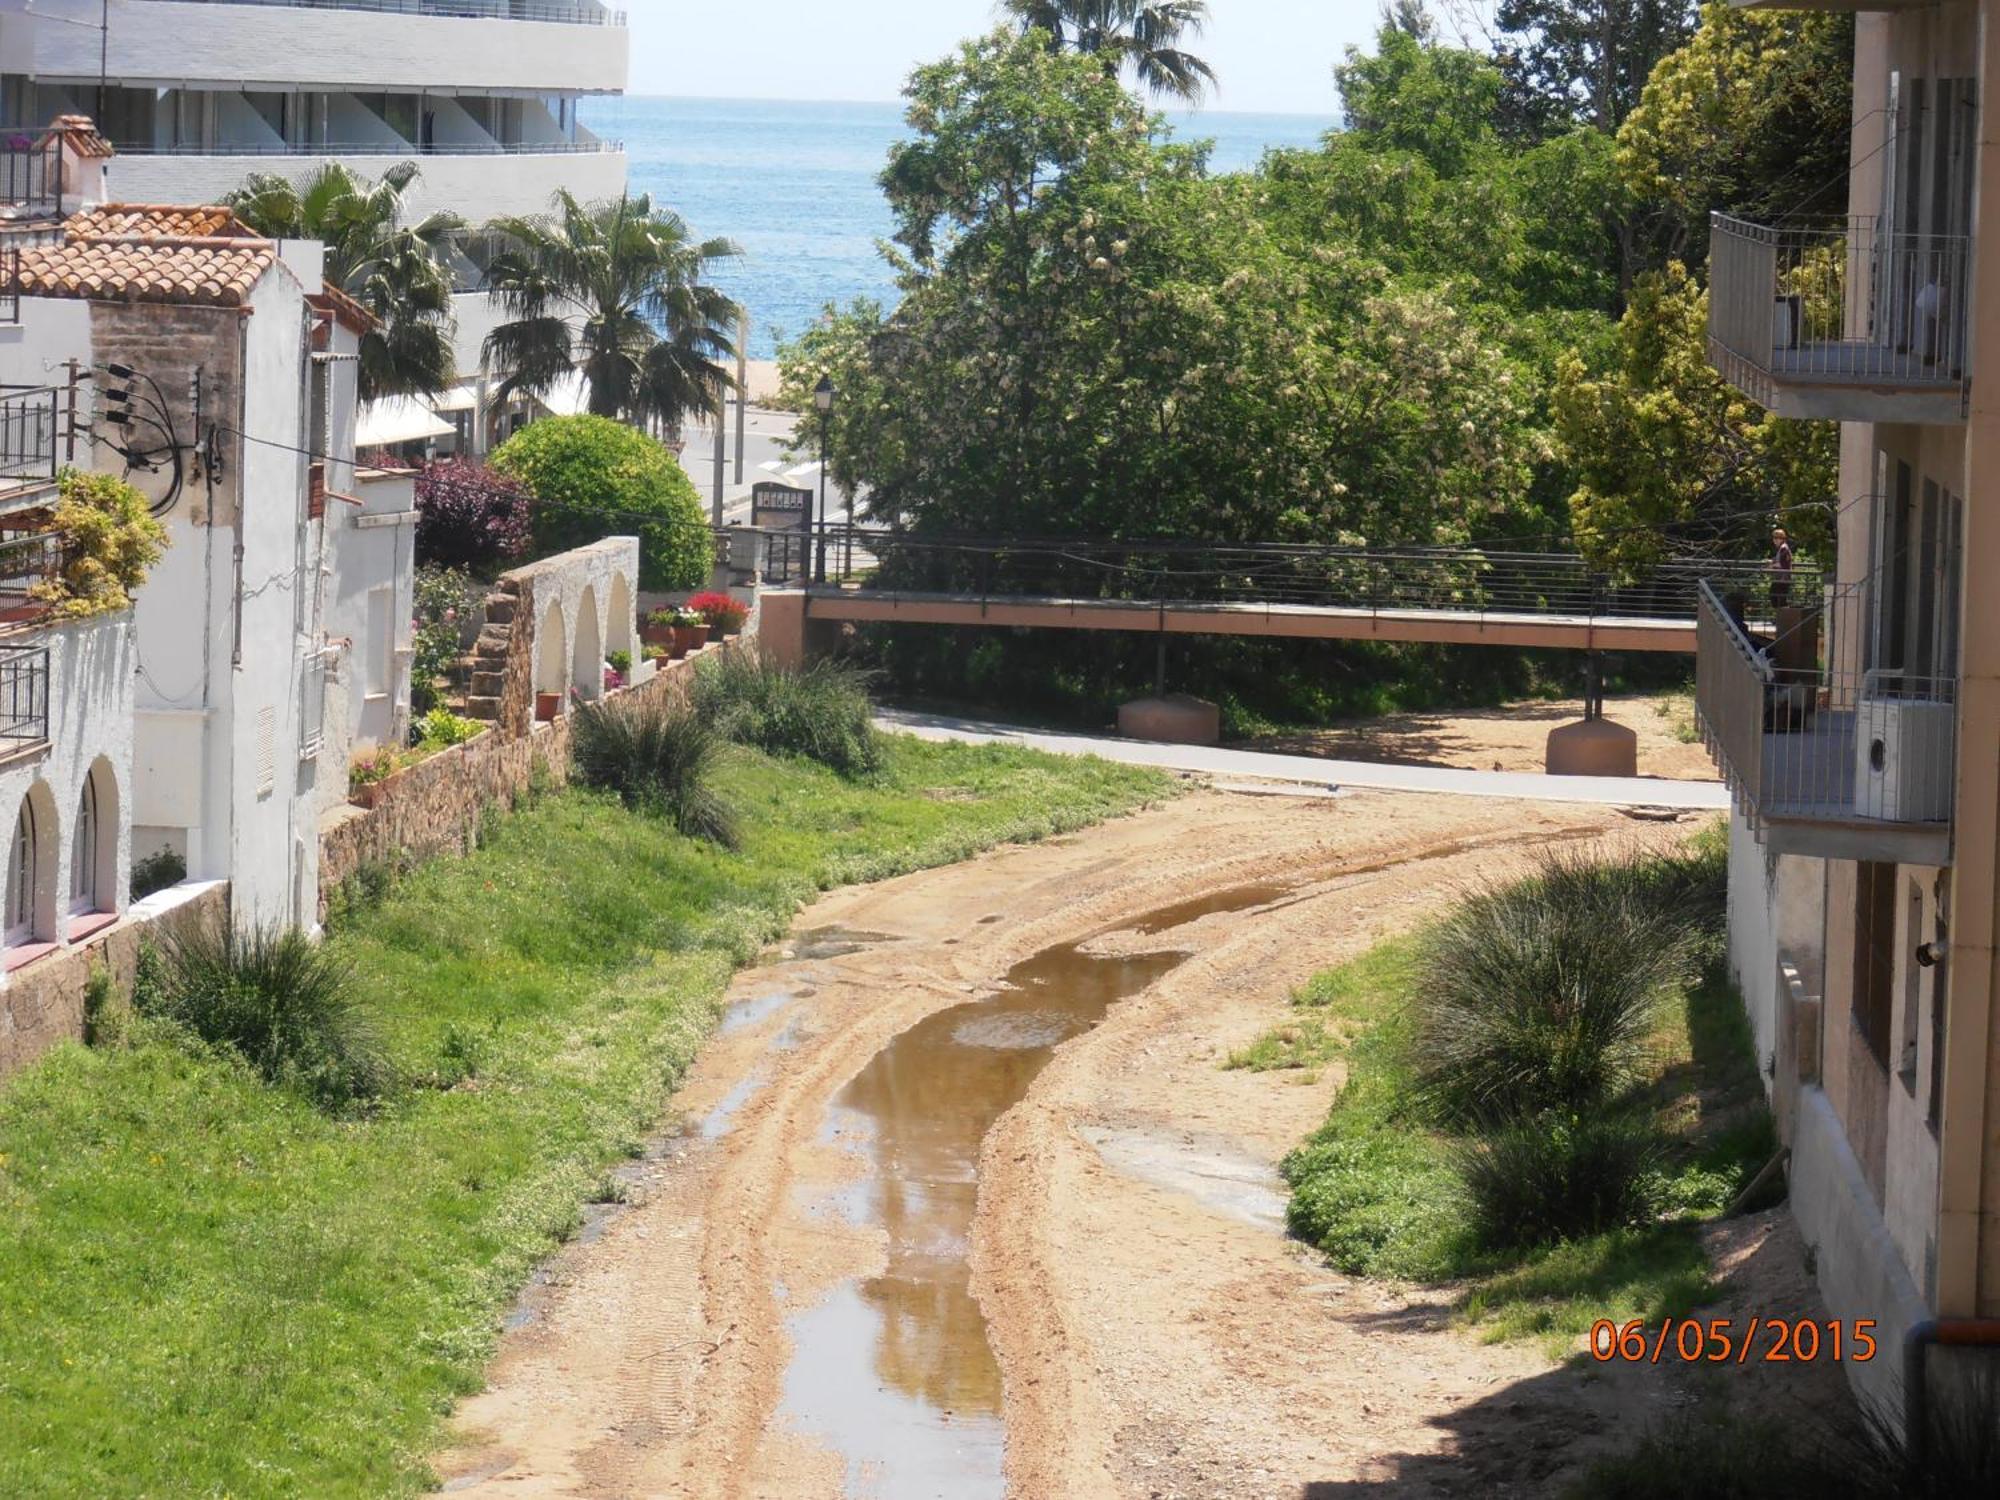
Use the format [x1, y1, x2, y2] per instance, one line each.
[356, 397, 455, 448]
[429, 384, 481, 414]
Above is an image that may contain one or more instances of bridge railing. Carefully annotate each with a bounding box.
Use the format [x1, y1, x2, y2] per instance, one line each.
[785, 526, 1816, 626]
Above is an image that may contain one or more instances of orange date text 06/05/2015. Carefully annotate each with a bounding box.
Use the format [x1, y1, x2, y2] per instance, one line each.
[1587, 1317, 1877, 1365]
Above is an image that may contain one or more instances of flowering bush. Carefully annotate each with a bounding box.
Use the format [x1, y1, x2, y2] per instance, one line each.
[348, 748, 409, 793]
[32, 468, 169, 619]
[414, 459, 534, 573]
[687, 590, 749, 633]
[411, 565, 477, 714]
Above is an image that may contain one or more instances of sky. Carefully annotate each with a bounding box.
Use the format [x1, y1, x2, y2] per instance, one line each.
[624, 1, 1384, 117]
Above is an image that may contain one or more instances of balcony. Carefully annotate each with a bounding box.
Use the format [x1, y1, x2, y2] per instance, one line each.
[1707, 212, 1970, 424]
[141, 0, 624, 22]
[0, 642, 50, 754]
[0, 388, 62, 510]
[1696, 580, 1955, 865]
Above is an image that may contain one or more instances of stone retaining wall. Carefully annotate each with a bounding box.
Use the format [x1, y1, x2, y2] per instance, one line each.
[317, 641, 728, 918]
[0, 881, 230, 1079]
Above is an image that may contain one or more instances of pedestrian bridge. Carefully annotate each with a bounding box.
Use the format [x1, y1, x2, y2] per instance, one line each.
[746, 528, 1803, 660]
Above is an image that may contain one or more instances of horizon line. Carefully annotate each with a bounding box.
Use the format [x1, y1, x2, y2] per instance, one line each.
[601, 91, 1341, 121]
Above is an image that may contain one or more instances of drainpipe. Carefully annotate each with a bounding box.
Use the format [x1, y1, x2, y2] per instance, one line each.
[1902, 1318, 2000, 1467]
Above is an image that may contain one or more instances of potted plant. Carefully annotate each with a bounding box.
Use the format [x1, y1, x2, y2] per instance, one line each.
[688, 590, 749, 638]
[535, 689, 563, 722]
[641, 608, 679, 648]
[605, 649, 631, 693]
[666, 608, 710, 659]
[348, 748, 405, 808]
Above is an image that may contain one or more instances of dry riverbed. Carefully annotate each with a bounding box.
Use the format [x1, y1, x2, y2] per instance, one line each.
[439, 787, 1811, 1498]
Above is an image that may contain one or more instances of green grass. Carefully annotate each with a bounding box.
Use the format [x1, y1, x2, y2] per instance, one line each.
[0, 735, 1168, 1498]
[1274, 835, 1774, 1355]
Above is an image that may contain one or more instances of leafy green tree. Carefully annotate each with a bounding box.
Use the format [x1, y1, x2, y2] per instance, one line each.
[488, 415, 711, 590]
[481, 192, 741, 431]
[1551, 263, 1834, 571]
[1006, 1, 1217, 101]
[785, 30, 1545, 548]
[1492, 0, 1696, 140]
[1617, 3, 1853, 265]
[227, 161, 462, 401]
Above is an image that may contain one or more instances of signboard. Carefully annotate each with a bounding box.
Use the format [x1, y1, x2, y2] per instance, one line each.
[751, 482, 813, 531]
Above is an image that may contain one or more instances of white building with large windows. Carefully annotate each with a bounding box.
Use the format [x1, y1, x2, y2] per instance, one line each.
[0, 0, 630, 402]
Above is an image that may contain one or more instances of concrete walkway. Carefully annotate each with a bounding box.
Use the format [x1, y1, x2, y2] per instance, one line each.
[879, 708, 1731, 812]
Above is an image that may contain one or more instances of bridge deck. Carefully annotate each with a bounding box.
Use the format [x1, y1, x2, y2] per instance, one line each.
[802, 588, 1698, 654]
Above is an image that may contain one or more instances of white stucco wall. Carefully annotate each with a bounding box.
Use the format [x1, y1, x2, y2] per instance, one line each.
[509, 535, 638, 709]
[328, 469, 417, 750]
[0, 611, 138, 966]
[11, 2, 627, 94]
[101, 145, 626, 223]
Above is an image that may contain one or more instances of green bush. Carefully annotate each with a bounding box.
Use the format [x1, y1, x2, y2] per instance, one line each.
[1411, 845, 1716, 1123]
[413, 565, 478, 715]
[415, 706, 483, 750]
[570, 696, 738, 846]
[128, 847, 186, 901]
[691, 649, 881, 776]
[489, 414, 710, 590]
[1453, 1112, 1663, 1249]
[136, 923, 392, 1107]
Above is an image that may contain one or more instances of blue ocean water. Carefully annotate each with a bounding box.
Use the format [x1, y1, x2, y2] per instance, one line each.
[581, 95, 1337, 358]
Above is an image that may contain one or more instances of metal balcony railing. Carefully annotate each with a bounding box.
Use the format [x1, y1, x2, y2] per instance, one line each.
[0, 643, 49, 748]
[137, 0, 625, 23]
[1697, 579, 1957, 851]
[1708, 213, 1972, 416]
[0, 138, 61, 217]
[111, 138, 621, 158]
[0, 387, 60, 487]
[0, 532, 62, 618]
[0, 246, 19, 326]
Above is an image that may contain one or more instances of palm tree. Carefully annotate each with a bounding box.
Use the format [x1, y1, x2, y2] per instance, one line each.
[479, 191, 742, 430]
[1008, 0, 1218, 102]
[227, 162, 462, 401]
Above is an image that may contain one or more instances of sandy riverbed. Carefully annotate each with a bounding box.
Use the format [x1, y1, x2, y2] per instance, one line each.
[437, 784, 1837, 1499]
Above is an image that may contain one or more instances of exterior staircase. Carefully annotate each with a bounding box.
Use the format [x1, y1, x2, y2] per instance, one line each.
[464, 578, 522, 723]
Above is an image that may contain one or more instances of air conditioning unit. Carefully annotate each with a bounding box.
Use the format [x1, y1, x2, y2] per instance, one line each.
[1853, 692, 1955, 823]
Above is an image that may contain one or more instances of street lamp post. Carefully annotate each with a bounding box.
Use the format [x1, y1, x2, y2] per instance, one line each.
[813, 375, 834, 584]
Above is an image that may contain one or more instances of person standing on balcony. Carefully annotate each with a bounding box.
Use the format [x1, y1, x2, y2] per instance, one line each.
[1771, 527, 1794, 609]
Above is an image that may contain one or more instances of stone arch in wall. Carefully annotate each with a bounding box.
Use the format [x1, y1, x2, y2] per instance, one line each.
[571, 585, 603, 703]
[535, 600, 567, 706]
[6, 780, 59, 945]
[69, 757, 118, 917]
[607, 572, 633, 663]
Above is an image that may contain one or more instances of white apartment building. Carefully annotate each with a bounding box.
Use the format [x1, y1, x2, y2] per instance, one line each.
[1700, 0, 2000, 1428]
[0, 0, 630, 407]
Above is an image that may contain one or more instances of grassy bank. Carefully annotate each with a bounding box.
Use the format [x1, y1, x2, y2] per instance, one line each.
[1263, 832, 1776, 1354]
[0, 736, 1168, 1497]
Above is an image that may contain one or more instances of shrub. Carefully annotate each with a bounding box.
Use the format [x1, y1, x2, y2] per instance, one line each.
[691, 649, 880, 776]
[414, 459, 534, 572]
[569, 697, 738, 847]
[606, 649, 632, 674]
[489, 414, 710, 590]
[687, 589, 749, 633]
[137, 922, 392, 1106]
[33, 468, 169, 618]
[414, 707, 482, 750]
[1411, 846, 1713, 1123]
[1454, 1112, 1663, 1249]
[128, 847, 185, 901]
[412, 564, 478, 715]
[349, 748, 409, 792]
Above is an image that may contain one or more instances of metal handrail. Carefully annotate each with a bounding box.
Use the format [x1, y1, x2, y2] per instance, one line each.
[133, 0, 625, 23]
[0, 388, 59, 485]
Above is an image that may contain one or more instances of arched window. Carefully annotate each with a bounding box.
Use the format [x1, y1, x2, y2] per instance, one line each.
[70, 776, 97, 914]
[7, 799, 35, 942]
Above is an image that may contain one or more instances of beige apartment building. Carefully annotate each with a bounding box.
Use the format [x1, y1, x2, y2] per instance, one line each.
[1700, 0, 2000, 1420]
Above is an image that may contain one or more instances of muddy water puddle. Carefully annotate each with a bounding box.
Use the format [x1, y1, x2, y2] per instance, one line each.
[779, 882, 1291, 1496]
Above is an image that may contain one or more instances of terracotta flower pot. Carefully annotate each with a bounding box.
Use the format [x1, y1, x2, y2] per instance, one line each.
[667, 626, 693, 660]
[535, 690, 562, 722]
[641, 622, 677, 648]
[686, 622, 712, 651]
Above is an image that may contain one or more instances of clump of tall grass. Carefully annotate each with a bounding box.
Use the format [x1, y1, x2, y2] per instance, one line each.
[1411, 844, 1719, 1124]
[137, 922, 392, 1106]
[691, 649, 880, 777]
[1453, 1112, 1663, 1248]
[570, 696, 739, 847]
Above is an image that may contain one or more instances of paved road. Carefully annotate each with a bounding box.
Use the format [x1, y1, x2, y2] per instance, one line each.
[878, 708, 1732, 811]
[677, 405, 857, 527]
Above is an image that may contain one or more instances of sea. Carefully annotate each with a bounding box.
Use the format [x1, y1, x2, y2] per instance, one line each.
[580, 96, 1338, 359]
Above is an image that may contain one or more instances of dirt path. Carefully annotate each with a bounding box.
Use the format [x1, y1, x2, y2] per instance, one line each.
[437, 788, 1736, 1498]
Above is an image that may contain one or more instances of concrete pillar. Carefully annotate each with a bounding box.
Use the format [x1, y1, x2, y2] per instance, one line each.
[756, 590, 808, 668]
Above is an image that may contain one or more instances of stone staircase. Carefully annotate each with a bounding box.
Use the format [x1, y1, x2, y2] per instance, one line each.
[464, 578, 523, 724]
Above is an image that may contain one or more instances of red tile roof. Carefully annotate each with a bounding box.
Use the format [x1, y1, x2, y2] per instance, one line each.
[9, 202, 276, 308]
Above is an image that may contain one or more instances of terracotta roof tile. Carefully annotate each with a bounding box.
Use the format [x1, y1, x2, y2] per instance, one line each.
[40, 115, 115, 161]
[6, 202, 276, 308]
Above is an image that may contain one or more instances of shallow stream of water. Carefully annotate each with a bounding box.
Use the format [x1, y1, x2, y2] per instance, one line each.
[778, 884, 1290, 1497]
